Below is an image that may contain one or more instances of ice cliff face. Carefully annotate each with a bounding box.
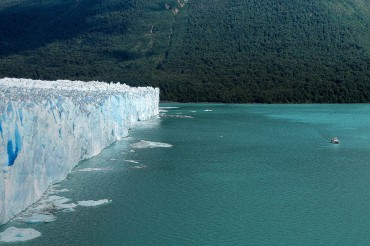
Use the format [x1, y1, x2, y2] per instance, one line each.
[0, 78, 159, 224]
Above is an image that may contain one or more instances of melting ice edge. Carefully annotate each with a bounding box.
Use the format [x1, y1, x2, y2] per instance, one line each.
[0, 78, 159, 228]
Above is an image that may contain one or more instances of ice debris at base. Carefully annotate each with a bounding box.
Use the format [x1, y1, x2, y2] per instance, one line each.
[15, 183, 108, 225]
[15, 193, 76, 222]
[77, 199, 112, 207]
[159, 106, 193, 118]
[0, 78, 159, 224]
[52, 189, 69, 193]
[0, 227, 41, 242]
[159, 114, 193, 119]
[130, 140, 173, 149]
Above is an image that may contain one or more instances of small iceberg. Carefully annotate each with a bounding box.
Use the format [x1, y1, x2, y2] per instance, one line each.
[22, 213, 56, 223]
[131, 165, 147, 169]
[77, 199, 112, 207]
[0, 227, 41, 242]
[125, 160, 139, 164]
[130, 140, 173, 149]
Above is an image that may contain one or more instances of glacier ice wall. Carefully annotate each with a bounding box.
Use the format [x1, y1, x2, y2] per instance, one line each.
[0, 78, 159, 224]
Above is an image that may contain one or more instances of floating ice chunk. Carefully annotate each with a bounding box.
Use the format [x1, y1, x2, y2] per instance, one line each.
[204, 109, 213, 112]
[48, 188, 69, 194]
[77, 199, 112, 207]
[160, 114, 193, 119]
[159, 107, 179, 109]
[56, 203, 77, 209]
[124, 160, 139, 164]
[22, 213, 56, 223]
[0, 227, 41, 242]
[78, 168, 112, 172]
[54, 189, 69, 193]
[130, 140, 172, 149]
[55, 203, 77, 211]
[45, 196, 71, 205]
[132, 165, 147, 169]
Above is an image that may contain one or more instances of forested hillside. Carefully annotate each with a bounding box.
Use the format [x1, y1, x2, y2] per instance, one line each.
[1, 0, 370, 103]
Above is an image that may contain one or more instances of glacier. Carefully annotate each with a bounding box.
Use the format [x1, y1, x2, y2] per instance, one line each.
[0, 78, 159, 225]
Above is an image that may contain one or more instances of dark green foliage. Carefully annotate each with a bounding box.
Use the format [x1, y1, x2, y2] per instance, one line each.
[0, 0, 370, 103]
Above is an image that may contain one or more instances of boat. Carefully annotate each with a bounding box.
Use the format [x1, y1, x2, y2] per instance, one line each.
[331, 137, 340, 144]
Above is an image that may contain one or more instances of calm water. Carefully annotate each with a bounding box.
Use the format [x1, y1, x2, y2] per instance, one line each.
[2, 104, 370, 245]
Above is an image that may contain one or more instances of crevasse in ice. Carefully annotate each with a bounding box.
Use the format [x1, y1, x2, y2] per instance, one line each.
[0, 78, 159, 224]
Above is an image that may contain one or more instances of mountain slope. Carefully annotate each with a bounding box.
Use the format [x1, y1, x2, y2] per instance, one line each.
[0, 0, 369, 103]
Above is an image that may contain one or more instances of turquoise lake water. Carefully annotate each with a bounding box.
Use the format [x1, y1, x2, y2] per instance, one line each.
[2, 104, 370, 245]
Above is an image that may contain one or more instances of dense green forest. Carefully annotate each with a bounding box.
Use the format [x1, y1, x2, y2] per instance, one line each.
[0, 0, 370, 103]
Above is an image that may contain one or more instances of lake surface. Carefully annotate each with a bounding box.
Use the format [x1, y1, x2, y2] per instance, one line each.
[2, 104, 370, 245]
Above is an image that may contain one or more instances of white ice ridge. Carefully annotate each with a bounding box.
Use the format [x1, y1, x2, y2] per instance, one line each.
[0, 78, 159, 224]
